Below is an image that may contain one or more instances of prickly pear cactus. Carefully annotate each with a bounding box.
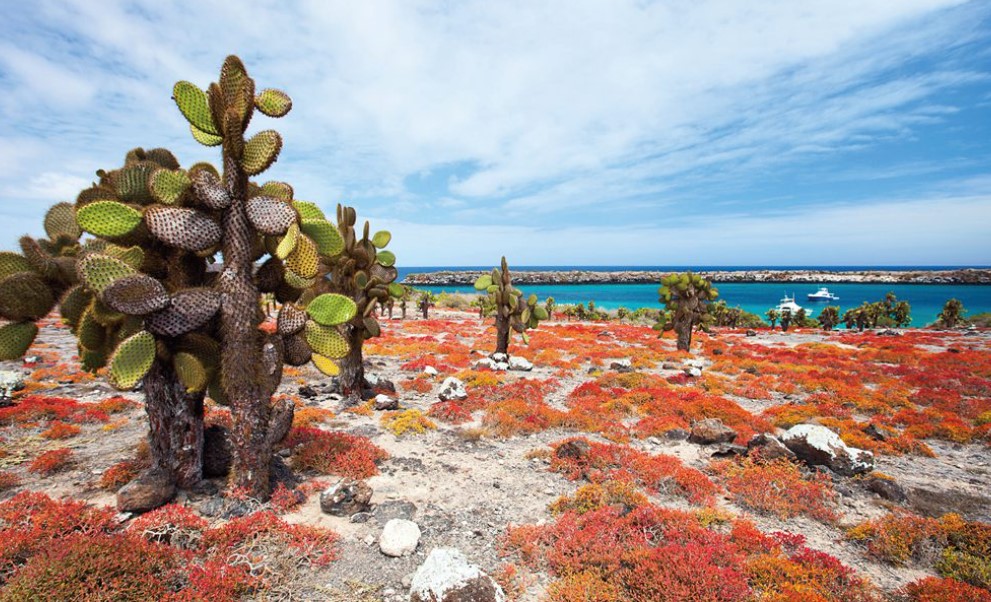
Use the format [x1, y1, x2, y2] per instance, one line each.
[307, 204, 402, 403]
[474, 257, 547, 355]
[654, 271, 718, 351]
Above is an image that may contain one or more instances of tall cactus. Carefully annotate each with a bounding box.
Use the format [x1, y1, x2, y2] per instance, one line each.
[654, 271, 718, 351]
[308, 204, 402, 404]
[473, 257, 547, 355]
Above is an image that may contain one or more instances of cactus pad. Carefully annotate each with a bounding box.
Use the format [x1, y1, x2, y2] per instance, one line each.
[108, 330, 156, 390]
[145, 288, 222, 337]
[286, 234, 319, 279]
[282, 333, 311, 366]
[0, 321, 38, 360]
[301, 219, 344, 257]
[58, 285, 92, 328]
[0, 252, 32, 280]
[255, 257, 284, 292]
[258, 181, 294, 201]
[173, 81, 218, 135]
[110, 163, 156, 205]
[387, 283, 405, 298]
[77, 253, 136, 293]
[304, 320, 348, 359]
[292, 201, 325, 220]
[277, 303, 307, 336]
[283, 268, 316, 290]
[103, 245, 145, 270]
[362, 317, 381, 338]
[145, 206, 222, 252]
[190, 124, 223, 146]
[371, 230, 392, 249]
[311, 354, 340, 376]
[174, 352, 208, 392]
[76, 201, 143, 238]
[246, 196, 297, 236]
[241, 130, 282, 176]
[474, 275, 493, 290]
[191, 170, 231, 209]
[376, 250, 396, 268]
[144, 148, 181, 170]
[306, 294, 357, 326]
[149, 169, 191, 205]
[254, 88, 292, 117]
[0, 272, 57, 321]
[77, 308, 106, 350]
[275, 223, 300, 260]
[102, 274, 170, 315]
[44, 203, 82, 240]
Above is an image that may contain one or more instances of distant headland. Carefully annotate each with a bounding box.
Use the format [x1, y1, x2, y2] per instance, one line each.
[403, 268, 991, 286]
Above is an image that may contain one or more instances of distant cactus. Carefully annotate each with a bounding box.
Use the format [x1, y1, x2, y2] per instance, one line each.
[764, 308, 780, 330]
[545, 297, 556, 321]
[418, 291, 436, 319]
[936, 298, 966, 328]
[654, 272, 718, 351]
[1, 57, 355, 502]
[473, 257, 547, 355]
[308, 204, 401, 404]
[817, 306, 840, 331]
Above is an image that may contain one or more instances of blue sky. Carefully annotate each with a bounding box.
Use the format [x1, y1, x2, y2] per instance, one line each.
[1, 0, 989, 266]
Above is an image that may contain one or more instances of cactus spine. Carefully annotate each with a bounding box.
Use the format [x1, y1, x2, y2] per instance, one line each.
[655, 271, 718, 351]
[474, 257, 547, 355]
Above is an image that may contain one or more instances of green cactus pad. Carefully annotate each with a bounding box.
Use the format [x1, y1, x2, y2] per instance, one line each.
[219, 55, 252, 121]
[145, 287, 222, 337]
[306, 294, 357, 327]
[58, 286, 91, 329]
[190, 124, 223, 146]
[110, 163, 156, 205]
[242, 130, 282, 176]
[376, 250, 396, 268]
[362, 316, 381, 338]
[283, 268, 316, 290]
[474, 275, 493, 290]
[534, 306, 549, 321]
[77, 307, 106, 351]
[258, 181, 294, 201]
[19, 237, 56, 278]
[275, 223, 300, 260]
[173, 81, 218, 135]
[354, 271, 369, 289]
[388, 283, 405, 298]
[0, 252, 32, 280]
[108, 330, 156, 390]
[90, 298, 125, 327]
[292, 201, 325, 220]
[101, 274, 170, 316]
[255, 88, 293, 118]
[301, 219, 344, 257]
[311, 353, 340, 376]
[246, 196, 297, 236]
[0, 321, 38, 360]
[115, 316, 145, 345]
[149, 169, 191, 205]
[190, 170, 230, 209]
[103, 245, 145, 270]
[144, 148, 180, 170]
[174, 352, 208, 393]
[77, 253, 136, 293]
[76, 201, 143, 238]
[0, 272, 56, 321]
[43, 203, 82, 241]
[144, 206, 222, 252]
[277, 303, 307, 336]
[304, 321, 349, 359]
[371, 231, 392, 249]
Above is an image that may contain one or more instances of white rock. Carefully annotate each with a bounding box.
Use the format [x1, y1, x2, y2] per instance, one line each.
[609, 358, 632, 371]
[409, 548, 505, 602]
[438, 377, 468, 401]
[781, 424, 875, 476]
[0, 370, 25, 400]
[423, 366, 439, 376]
[684, 367, 702, 378]
[491, 352, 509, 363]
[379, 519, 421, 557]
[473, 358, 494, 370]
[493, 362, 509, 372]
[507, 356, 533, 371]
[684, 359, 705, 368]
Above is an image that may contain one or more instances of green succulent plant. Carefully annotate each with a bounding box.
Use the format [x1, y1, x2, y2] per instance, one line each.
[653, 271, 718, 351]
[473, 257, 547, 355]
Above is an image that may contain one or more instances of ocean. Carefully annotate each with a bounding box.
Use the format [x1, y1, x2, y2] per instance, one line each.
[398, 266, 991, 327]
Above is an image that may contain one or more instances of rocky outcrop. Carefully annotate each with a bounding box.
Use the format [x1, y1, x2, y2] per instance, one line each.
[689, 419, 737, 445]
[403, 268, 991, 286]
[409, 548, 506, 602]
[781, 424, 874, 476]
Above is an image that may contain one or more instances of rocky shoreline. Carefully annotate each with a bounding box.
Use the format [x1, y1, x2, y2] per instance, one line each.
[403, 268, 991, 286]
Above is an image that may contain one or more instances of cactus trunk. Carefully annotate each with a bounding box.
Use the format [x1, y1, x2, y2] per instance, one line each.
[220, 155, 272, 499]
[142, 359, 204, 488]
[674, 313, 693, 351]
[495, 312, 510, 355]
[338, 322, 366, 405]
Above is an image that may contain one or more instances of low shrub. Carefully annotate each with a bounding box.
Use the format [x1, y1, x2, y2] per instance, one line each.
[285, 427, 387, 479]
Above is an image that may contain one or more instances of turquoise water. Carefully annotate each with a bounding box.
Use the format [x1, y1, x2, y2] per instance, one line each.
[414, 281, 991, 327]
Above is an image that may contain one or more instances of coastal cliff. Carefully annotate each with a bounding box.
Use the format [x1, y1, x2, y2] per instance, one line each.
[403, 268, 991, 286]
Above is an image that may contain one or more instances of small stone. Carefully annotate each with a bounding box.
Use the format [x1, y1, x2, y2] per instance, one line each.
[320, 478, 373, 516]
[689, 418, 737, 445]
[409, 548, 506, 602]
[423, 366, 439, 376]
[374, 500, 418, 522]
[609, 358, 633, 373]
[298, 384, 318, 398]
[554, 439, 590, 461]
[710, 444, 748, 457]
[116, 469, 176, 514]
[0, 370, 25, 402]
[507, 356, 533, 371]
[863, 423, 895, 442]
[661, 363, 678, 370]
[350, 512, 372, 523]
[373, 394, 399, 411]
[864, 474, 907, 503]
[474, 358, 495, 370]
[438, 377, 468, 401]
[684, 367, 702, 378]
[664, 428, 690, 440]
[746, 330, 757, 337]
[491, 353, 509, 363]
[379, 519, 421, 557]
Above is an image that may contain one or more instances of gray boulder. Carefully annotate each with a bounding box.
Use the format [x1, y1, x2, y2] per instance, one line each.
[781, 424, 874, 476]
[409, 548, 505, 602]
[438, 377, 468, 401]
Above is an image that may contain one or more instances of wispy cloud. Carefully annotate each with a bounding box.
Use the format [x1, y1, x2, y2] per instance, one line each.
[1, 0, 988, 265]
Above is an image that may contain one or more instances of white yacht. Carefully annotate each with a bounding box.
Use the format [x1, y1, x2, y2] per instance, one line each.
[807, 287, 839, 302]
[774, 294, 803, 314]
